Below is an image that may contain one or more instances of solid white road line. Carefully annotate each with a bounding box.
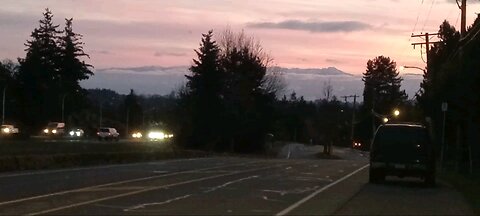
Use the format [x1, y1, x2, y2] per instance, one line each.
[275, 164, 370, 216]
[0, 161, 258, 207]
[26, 164, 284, 216]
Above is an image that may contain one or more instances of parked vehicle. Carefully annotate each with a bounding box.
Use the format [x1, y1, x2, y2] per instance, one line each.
[369, 123, 435, 186]
[43, 122, 66, 136]
[97, 127, 120, 141]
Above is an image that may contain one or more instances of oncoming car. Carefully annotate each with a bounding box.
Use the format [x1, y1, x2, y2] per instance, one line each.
[147, 130, 173, 141]
[97, 127, 120, 141]
[68, 128, 84, 138]
[43, 122, 65, 136]
[1, 125, 19, 136]
[352, 141, 362, 149]
[369, 123, 435, 186]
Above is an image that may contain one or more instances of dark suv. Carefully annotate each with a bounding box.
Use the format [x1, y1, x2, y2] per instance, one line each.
[369, 123, 435, 185]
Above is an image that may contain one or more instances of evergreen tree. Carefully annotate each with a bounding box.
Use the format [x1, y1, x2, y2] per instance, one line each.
[220, 33, 276, 153]
[17, 8, 63, 129]
[362, 56, 407, 115]
[124, 89, 143, 135]
[58, 18, 93, 93]
[417, 21, 460, 114]
[183, 30, 223, 149]
[0, 60, 16, 85]
[57, 18, 94, 124]
[361, 56, 407, 141]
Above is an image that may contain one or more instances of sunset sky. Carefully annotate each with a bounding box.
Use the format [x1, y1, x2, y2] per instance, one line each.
[0, 0, 479, 75]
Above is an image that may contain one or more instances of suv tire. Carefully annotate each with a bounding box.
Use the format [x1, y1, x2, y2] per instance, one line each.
[369, 168, 384, 183]
[424, 172, 435, 187]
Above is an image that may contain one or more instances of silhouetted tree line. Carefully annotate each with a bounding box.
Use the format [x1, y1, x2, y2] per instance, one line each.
[2, 9, 404, 155]
[177, 30, 352, 153]
[176, 30, 284, 153]
[0, 8, 93, 133]
[85, 89, 176, 137]
[417, 17, 480, 173]
[273, 92, 352, 153]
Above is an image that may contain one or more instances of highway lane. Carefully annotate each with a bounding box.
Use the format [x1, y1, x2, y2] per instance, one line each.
[0, 158, 248, 202]
[0, 149, 473, 215]
[0, 155, 369, 215]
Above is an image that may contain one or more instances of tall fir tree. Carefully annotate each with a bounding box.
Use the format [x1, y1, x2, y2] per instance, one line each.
[57, 18, 94, 123]
[58, 18, 93, 93]
[361, 56, 407, 141]
[17, 8, 63, 129]
[220, 33, 276, 153]
[123, 89, 143, 135]
[222, 44, 275, 152]
[183, 30, 223, 149]
[362, 56, 407, 115]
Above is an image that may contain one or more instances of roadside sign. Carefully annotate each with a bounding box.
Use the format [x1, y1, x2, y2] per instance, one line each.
[441, 102, 448, 112]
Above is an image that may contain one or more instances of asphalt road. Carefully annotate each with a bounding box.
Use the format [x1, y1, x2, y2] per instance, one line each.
[0, 149, 474, 215]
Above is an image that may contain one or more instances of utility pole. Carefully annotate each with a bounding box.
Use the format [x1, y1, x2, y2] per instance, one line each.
[411, 32, 442, 64]
[99, 102, 103, 128]
[351, 95, 357, 142]
[342, 95, 358, 143]
[61, 93, 67, 123]
[456, 0, 467, 36]
[2, 86, 6, 125]
[126, 107, 130, 138]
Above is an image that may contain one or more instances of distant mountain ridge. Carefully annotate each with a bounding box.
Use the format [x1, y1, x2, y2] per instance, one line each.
[271, 66, 354, 76]
[95, 65, 354, 76]
[82, 65, 421, 100]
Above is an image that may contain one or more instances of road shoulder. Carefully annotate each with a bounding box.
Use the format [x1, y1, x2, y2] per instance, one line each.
[285, 165, 369, 215]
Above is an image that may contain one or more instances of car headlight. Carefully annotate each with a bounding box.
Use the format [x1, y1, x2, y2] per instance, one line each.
[132, 132, 142, 138]
[148, 131, 165, 140]
[52, 129, 57, 134]
[69, 131, 75, 136]
[2, 128, 10, 133]
[76, 131, 81, 137]
[44, 129, 49, 134]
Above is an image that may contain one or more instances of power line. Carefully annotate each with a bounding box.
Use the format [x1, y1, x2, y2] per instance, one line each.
[412, 0, 425, 34]
[455, 11, 461, 29]
[398, 0, 426, 67]
[422, 0, 437, 32]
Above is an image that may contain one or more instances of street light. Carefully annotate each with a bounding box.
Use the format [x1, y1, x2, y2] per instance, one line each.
[61, 90, 79, 122]
[393, 109, 400, 117]
[2, 86, 6, 125]
[61, 93, 68, 122]
[383, 117, 389, 123]
[400, 65, 426, 73]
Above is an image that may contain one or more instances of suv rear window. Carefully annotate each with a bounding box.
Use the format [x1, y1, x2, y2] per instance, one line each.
[373, 126, 430, 157]
[99, 128, 110, 132]
[47, 123, 58, 128]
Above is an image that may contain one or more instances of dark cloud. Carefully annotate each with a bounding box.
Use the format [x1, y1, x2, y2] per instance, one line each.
[247, 20, 372, 33]
[154, 51, 188, 57]
[92, 50, 112, 55]
[325, 58, 343, 64]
